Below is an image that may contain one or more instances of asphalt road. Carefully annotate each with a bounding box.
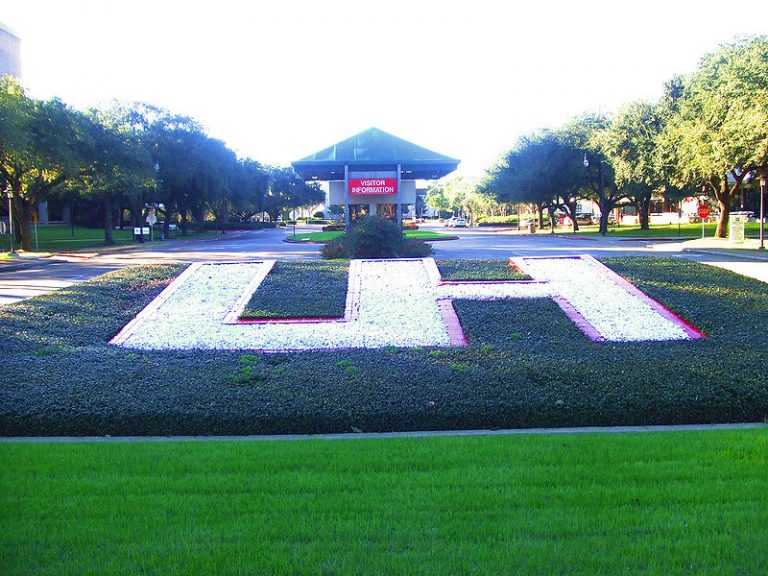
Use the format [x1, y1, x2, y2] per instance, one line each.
[1, 224, 766, 306]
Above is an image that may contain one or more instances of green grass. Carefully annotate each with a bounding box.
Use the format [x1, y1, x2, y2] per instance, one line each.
[12, 224, 218, 252]
[1, 257, 767, 435]
[1, 429, 765, 575]
[240, 260, 349, 319]
[437, 259, 531, 280]
[553, 222, 763, 238]
[286, 229, 457, 243]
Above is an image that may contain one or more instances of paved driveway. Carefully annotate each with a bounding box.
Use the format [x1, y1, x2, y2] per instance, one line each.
[1, 225, 766, 306]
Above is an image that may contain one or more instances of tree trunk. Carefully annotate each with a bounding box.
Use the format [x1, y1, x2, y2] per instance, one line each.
[638, 194, 652, 230]
[102, 195, 114, 245]
[714, 178, 731, 239]
[12, 196, 33, 251]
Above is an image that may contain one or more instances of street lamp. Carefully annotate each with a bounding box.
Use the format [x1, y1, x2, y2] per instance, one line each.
[760, 174, 766, 250]
[5, 188, 15, 254]
[583, 153, 606, 237]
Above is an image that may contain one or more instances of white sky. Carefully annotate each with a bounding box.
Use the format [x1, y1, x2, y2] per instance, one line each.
[3, 0, 767, 176]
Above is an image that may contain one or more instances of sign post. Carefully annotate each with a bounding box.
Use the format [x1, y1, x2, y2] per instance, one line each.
[0, 220, 6, 253]
[697, 204, 710, 239]
[147, 214, 157, 242]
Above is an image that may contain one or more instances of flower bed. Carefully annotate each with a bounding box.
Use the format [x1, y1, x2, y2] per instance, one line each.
[111, 256, 703, 352]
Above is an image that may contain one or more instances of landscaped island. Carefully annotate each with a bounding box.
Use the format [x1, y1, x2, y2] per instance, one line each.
[1, 258, 765, 436]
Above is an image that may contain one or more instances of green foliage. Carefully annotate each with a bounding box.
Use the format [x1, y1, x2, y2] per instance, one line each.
[397, 238, 433, 258]
[240, 261, 349, 319]
[477, 215, 519, 226]
[3, 431, 766, 575]
[346, 216, 405, 258]
[320, 236, 349, 259]
[0, 258, 767, 436]
[436, 259, 530, 281]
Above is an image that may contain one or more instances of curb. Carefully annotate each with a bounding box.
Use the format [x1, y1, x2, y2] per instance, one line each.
[0, 258, 57, 273]
[682, 248, 768, 261]
[1, 422, 764, 443]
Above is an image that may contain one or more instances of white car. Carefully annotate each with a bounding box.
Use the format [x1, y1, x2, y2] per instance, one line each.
[450, 218, 467, 228]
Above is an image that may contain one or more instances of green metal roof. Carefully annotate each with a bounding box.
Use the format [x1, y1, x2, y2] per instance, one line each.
[292, 127, 460, 181]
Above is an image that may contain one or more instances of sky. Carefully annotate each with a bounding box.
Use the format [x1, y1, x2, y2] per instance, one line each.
[3, 0, 767, 177]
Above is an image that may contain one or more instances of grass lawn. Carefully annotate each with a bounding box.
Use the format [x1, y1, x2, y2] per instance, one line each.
[240, 260, 349, 319]
[437, 259, 531, 281]
[553, 222, 763, 238]
[1, 257, 766, 436]
[8, 224, 218, 252]
[1, 429, 766, 575]
[285, 229, 457, 243]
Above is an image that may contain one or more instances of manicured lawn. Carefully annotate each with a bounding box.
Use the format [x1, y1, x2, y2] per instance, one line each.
[1, 257, 766, 436]
[6, 224, 220, 252]
[437, 259, 531, 281]
[240, 260, 349, 319]
[285, 230, 457, 243]
[1, 429, 766, 575]
[553, 222, 763, 238]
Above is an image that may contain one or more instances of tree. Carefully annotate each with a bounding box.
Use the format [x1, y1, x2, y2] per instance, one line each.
[0, 77, 86, 250]
[75, 105, 155, 244]
[263, 166, 324, 223]
[230, 159, 269, 222]
[562, 113, 624, 236]
[481, 131, 585, 231]
[425, 183, 450, 216]
[599, 100, 666, 229]
[662, 36, 768, 237]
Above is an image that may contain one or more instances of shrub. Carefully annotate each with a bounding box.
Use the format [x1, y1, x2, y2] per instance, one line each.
[321, 237, 349, 259]
[322, 224, 345, 232]
[398, 238, 433, 257]
[402, 221, 419, 230]
[313, 210, 325, 219]
[346, 216, 404, 259]
[477, 215, 520, 227]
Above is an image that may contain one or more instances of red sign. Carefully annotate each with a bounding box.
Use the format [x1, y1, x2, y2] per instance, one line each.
[349, 178, 397, 195]
[697, 204, 711, 218]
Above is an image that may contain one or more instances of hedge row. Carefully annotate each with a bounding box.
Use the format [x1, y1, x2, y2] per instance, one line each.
[240, 261, 349, 319]
[202, 221, 277, 231]
[0, 258, 766, 436]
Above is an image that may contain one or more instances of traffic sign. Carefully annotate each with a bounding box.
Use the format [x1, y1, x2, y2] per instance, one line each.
[147, 214, 158, 225]
[0, 221, 6, 235]
[697, 204, 711, 218]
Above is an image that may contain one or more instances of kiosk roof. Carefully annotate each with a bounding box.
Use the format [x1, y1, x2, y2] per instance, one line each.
[292, 127, 459, 181]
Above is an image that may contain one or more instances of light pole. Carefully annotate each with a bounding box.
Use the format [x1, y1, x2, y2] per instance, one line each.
[5, 188, 15, 254]
[760, 174, 765, 250]
[583, 153, 606, 237]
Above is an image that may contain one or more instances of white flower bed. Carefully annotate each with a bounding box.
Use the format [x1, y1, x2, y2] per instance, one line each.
[111, 256, 698, 351]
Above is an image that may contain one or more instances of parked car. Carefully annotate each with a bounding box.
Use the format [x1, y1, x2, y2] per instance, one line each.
[450, 217, 467, 228]
[574, 213, 593, 225]
[443, 217, 456, 227]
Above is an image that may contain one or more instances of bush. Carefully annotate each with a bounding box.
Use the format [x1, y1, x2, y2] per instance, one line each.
[398, 238, 433, 257]
[203, 221, 276, 231]
[477, 215, 520, 227]
[313, 210, 325, 219]
[321, 237, 349, 259]
[346, 216, 404, 259]
[322, 224, 345, 232]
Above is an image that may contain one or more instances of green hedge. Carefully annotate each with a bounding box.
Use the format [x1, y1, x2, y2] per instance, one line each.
[0, 258, 766, 436]
[477, 215, 520, 226]
[240, 261, 349, 319]
[202, 221, 277, 231]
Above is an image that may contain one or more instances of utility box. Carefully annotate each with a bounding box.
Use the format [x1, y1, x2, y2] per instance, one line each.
[529, 222, 536, 234]
[729, 214, 745, 244]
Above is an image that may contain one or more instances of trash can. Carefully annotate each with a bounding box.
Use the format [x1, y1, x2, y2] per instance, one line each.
[729, 214, 745, 244]
[529, 222, 536, 234]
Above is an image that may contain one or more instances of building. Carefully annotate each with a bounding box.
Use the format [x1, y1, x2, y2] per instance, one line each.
[0, 22, 21, 78]
[292, 127, 459, 229]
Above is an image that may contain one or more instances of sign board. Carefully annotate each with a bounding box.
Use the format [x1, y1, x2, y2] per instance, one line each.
[147, 214, 157, 225]
[134, 227, 150, 235]
[0, 221, 6, 235]
[289, 210, 298, 221]
[728, 214, 745, 244]
[697, 204, 711, 219]
[349, 178, 397, 195]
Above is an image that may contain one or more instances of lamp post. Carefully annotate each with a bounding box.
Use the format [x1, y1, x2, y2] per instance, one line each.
[583, 153, 606, 237]
[5, 188, 15, 254]
[760, 174, 765, 250]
